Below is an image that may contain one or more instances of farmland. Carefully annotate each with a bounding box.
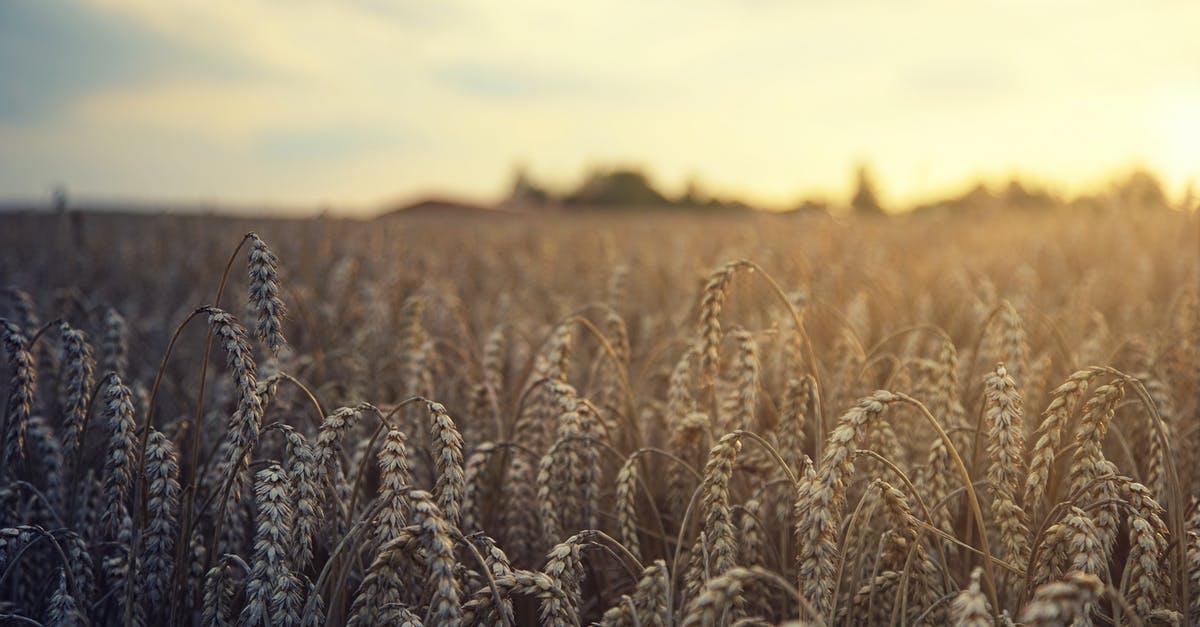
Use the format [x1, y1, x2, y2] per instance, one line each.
[0, 206, 1197, 625]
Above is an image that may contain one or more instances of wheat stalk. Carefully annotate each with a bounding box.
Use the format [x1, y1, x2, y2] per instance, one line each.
[467, 534, 516, 625]
[57, 322, 94, 464]
[375, 428, 412, 547]
[984, 363, 1030, 594]
[615, 452, 642, 562]
[347, 525, 420, 626]
[101, 308, 128, 380]
[462, 569, 576, 627]
[1, 319, 36, 474]
[544, 533, 587, 618]
[700, 432, 742, 581]
[202, 556, 237, 627]
[47, 567, 83, 626]
[795, 390, 900, 619]
[1024, 369, 1101, 518]
[950, 567, 992, 627]
[247, 233, 287, 356]
[279, 426, 321, 572]
[27, 415, 65, 510]
[599, 558, 671, 627]
[461, 441, 496, 533]
[241, 463, 303, 627]
[99, 374, 137, 538]
[1066, 380, 1126, 561]
[205, 307, 264, 506]
[410, 488, 461, 625]
[1121, 479, 1168, 618]
[425, 401, 465, 530]
[699, 263, 738, 383]
[142, 428, 179, 608]
[1019, 571, 1103, 626]
[718, 330, 758, 432]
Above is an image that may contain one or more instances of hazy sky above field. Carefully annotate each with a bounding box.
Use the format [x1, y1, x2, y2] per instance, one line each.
[2, 0, 1199, 212]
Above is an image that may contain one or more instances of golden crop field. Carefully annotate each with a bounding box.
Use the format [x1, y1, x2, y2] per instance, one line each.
[0, 206, 1197, 626]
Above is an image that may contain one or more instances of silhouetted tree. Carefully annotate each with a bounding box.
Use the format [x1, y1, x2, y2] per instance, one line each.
[791, 198, 830, 215]
[507, 164, 553, 208]
[679, 177, 707, 206]
[564, 168, 670, 207]
[52, 184, 69, 214]
[851, 164, 883, 215]
[1111, 169, 1169, 210]
[1002, 179, 1055, 210]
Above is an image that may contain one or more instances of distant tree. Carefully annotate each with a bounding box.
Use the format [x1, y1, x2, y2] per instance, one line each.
[999, 179, 1058, 211]
[958, 182, 994, 208]
[564, 167, 671, 207]
[52, 184, 69, 213]
[678, 177, 708, 206]
[1111, 169, 1169, 210]
[908, 181, 995, 215]
[791, 198, 830, 214]
[507, 164, 553, 207]
[850, 164, 883, 215]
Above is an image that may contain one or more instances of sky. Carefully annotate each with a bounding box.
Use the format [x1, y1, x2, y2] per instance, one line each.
[2, 0, 1199, 214]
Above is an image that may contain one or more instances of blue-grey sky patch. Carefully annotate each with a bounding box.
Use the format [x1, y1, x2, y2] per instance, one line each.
[348, 0, 465, 30]
[0, 0, 269, 122]
[433, 63, 627, 101]
[254, 126, 417, 163]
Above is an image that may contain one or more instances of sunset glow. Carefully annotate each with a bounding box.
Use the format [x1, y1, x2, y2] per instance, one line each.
[2, 0, 1198, 212]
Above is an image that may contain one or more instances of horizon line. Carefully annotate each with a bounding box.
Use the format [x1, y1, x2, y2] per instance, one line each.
[0, 162, 1194, 218]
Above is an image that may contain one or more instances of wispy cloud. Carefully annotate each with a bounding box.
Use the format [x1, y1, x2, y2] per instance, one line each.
[254, 125, 418, 164]
[0, 0, 267, 122]
[436, 64, 592, 100]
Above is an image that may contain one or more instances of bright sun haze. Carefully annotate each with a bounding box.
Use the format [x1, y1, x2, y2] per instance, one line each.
[1, 0, 1198, 212]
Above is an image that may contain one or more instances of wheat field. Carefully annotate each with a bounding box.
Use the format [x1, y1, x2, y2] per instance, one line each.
[0, 207, 1197, 626]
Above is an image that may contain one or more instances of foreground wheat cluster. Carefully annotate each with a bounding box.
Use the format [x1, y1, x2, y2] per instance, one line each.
[0, 210, 1197, 626]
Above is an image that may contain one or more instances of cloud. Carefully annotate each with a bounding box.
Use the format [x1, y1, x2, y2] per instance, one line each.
[436, 64, 585, 100]
[254, 125, 417, 164]
[432, 62, 662, 105]
[899, 60, 1022, 99]
[0, 0, 267, 122]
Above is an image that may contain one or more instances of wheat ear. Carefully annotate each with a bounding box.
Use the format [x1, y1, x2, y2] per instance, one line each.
[247, 233, 287, 355]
